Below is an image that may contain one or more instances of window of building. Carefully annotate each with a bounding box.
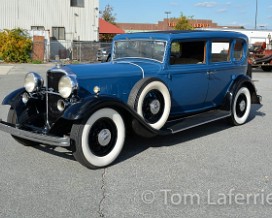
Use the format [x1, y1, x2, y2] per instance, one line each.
[70, 0, 84, 7]
[52, 27, 65, 40]
[211, 41, 230, 62]
[31, 26, 45, 31]
[170, 40, 206, 65]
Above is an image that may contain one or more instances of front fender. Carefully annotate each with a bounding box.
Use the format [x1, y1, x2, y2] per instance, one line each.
[2, 87, 25, 106]
[61, 95, 166, 137]
[2, 88, 27, 119]
[62, 95, 121, 121]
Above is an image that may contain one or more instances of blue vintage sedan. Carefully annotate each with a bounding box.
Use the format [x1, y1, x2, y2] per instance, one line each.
[0, 31, 261, 169]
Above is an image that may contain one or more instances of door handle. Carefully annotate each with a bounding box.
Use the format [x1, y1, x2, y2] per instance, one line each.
[207, 71, 216, 75]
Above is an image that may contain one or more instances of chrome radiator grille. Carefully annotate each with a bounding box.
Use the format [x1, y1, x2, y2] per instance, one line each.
[46, 71, 65, 124]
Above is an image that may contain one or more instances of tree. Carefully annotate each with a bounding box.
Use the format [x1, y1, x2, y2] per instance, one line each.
[174, 13, 194, 30]
[100, 4, 118, 42]
[101, 4, 116, 25]
[0, 28, 32, 63]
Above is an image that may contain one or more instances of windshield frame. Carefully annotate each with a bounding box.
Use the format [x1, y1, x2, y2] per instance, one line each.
[112, 39, 167, 63]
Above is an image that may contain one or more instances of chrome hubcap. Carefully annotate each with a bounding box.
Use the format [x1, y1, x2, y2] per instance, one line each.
[98, 129, 111, 146]
[150, 99, 161, 115]
[239, 100, 246, 112]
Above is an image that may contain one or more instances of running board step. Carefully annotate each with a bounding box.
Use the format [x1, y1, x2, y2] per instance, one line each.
[165, 110, 231, 134]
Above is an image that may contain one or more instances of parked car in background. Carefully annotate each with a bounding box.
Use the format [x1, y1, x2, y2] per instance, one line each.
[96, 47, 111, 62]
[248, 41, 272, 72]
[0, 31, 261, 169]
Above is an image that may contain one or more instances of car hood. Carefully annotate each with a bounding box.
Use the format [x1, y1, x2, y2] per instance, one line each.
[63, 61, 162, 79]
[59, 61, 162, 100]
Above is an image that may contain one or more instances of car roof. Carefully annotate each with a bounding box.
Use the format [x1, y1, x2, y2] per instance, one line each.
[113, 30, 248, 42]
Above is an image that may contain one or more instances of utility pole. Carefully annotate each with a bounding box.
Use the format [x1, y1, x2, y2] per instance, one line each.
[255, 0, 258, 29]
[165, 11, 171, 30]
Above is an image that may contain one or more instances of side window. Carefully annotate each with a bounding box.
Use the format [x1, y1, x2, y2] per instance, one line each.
[233, 39, 244, 61]
[211, 41, 230, 62]
[170, 41, 206, 65]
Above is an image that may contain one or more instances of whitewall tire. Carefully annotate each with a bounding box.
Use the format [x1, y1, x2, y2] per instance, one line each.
[71, 108, 125, 169]
[231, 87, 251, 125]
[128, 78, 171, 130]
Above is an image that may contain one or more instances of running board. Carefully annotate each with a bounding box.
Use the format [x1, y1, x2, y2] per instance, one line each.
[165, 110, 231, 134]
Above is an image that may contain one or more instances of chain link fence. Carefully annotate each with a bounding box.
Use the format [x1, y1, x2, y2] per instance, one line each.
[33, 40, 112, 63]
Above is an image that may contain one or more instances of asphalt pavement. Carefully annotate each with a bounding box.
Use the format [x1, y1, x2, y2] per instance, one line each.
[0, 64, 271, 218]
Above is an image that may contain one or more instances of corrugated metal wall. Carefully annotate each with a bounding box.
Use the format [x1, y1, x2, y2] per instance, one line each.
[0, 0, 99, 41]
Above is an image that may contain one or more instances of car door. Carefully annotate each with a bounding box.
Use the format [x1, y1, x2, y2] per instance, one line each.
[166, 40, 210, 115]
[205, 39, 246, 106]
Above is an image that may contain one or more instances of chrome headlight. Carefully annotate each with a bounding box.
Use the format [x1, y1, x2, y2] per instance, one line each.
[24, 72, 44, 93]
[58, 75, 78, 98]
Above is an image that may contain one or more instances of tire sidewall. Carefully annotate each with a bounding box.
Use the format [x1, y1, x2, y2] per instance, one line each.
[232, 87, 251, 125]
[136, 80, 171, 129]
[80, 108, 125, 167]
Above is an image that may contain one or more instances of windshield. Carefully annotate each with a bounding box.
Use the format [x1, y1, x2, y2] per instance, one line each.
[113, 40, 166, 62]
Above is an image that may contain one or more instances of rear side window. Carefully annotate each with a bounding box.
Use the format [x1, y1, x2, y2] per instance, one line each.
[170, 40, 206, 65]
[233, 39, 245, 61]
[211, 41, 230, 62]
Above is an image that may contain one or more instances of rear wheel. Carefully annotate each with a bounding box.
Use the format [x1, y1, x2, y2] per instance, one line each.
[7, 108, 36, 146]
[230, 87, 251, 125]
[71, 108, 125, 169]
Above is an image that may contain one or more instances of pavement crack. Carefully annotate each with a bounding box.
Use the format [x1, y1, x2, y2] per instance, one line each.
[98, 168, 107, 217]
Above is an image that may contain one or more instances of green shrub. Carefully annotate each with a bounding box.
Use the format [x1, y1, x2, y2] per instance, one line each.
[31, 59, 43, 64]
[0, 28, 32, 63]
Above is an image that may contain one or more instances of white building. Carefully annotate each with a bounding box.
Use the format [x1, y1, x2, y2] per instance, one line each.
[0, 0, 99, 42]
[204, 28, 272, 45]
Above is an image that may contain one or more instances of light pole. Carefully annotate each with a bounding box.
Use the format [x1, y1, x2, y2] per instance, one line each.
[165, 11, 171, 30]
[74, 13, 79, 34]
[255, 0, 258, 29]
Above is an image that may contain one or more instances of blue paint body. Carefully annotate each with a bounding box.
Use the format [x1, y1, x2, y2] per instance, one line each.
[64, 30, 249, 117]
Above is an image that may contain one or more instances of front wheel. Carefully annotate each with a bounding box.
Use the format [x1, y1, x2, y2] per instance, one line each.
[230, 87, 251, 125]
[71, 108, 125, 169]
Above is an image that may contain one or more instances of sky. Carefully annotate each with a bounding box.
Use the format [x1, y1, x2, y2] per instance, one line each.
[99, 0, 272, 29]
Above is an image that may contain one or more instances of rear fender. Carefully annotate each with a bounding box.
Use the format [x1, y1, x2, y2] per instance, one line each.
[222, 75, 261, 111]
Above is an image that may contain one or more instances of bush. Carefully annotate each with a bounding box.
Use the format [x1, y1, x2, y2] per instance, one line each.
[0, 28, 32, 63]
[31, 59, 43, 64]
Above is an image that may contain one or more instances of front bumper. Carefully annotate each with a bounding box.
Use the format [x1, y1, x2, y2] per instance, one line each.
[0, 119, 70, 147]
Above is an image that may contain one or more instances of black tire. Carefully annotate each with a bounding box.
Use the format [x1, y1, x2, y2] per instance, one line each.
[7, 108, 37, 146]
[230, 87, 251, 125]
[247, 63, 252, 78]
[128, 78, 171, 130]
[71, 108, 125, 169]
[261, 66, 272, 72]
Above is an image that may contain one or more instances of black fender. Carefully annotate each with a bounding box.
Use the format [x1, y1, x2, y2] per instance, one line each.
[222, 75, 261, 111]
[1, 88, 28, 121]
[61, 95, 169, 137]
[2, 87, 25, 106]
[1, 87, 46, 125]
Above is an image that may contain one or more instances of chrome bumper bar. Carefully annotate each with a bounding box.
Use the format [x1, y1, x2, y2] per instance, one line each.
[0, 119, 70, 147]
